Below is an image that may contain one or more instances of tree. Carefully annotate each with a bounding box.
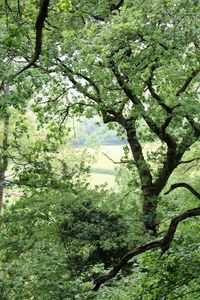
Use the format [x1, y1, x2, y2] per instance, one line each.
[20, 0, 200, 235]
[1, 0, 200, 293]
[0, 108, 9, 212]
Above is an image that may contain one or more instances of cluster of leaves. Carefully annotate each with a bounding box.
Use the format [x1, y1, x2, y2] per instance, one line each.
[58, 193, 135, 273]
[0, 186, 199, 299]
[0, 0, 200, 298]
[0, 185, 139, 299]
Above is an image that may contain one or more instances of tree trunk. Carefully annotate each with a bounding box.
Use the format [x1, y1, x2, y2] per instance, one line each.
[125, 123, 160, 234]
[142, 194, 159, 236]
[0, 115, 9, 212]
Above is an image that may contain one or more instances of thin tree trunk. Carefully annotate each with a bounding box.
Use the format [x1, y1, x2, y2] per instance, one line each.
[0, 115, 9, 212]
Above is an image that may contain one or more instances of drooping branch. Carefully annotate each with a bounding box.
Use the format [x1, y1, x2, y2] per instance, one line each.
[165, 183, 200, 200]
[176, 65, 200, 97]
[179, 157, 200, 164]
[93, 206, 200, 291]
[15, 0, 50, 76]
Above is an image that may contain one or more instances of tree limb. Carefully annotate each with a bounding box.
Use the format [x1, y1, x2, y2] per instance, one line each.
[57, 58, 101, 103]
[109, 59, 176, 147]
[93, 206, 200, 291]
[165, 182, 200, 199]
[185, 114, 200, 137]
[15, 0, 50, 76]
[176, 65, 200, 97]
[146, 63, 172, 114]
[179, 157, 200, 164]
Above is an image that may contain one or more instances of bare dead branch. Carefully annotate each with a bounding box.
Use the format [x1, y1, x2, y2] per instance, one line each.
[15, 0, 50, 76]
[93, 206, 200, 291]
[102, 152, 134, 164]
[165, 182, 200, 199]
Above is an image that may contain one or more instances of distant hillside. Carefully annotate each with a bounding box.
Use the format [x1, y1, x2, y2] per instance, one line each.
[70, 117, 127, 147]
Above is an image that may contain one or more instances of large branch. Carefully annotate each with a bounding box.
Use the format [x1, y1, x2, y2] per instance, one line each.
[109, 60, 178, 194]
[93, 206, 200, 291]
[15, 0, 50, 76]
[73, 71, 100, 98]
[153, 126, 199, 194]
[165, 182, 200, 199]
[57, 58, 104, 102]
[125, 121, 153, 190]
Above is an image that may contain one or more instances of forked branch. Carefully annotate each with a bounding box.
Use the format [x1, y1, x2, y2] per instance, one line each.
[93, 206, 200, 291]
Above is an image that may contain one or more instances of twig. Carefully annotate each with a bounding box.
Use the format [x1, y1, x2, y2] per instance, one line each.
[102, 152, 134, 164]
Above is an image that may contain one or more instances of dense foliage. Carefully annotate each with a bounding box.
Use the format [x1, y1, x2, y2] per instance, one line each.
[0, 0, 200, 299]
[0, 180, 199, 299]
